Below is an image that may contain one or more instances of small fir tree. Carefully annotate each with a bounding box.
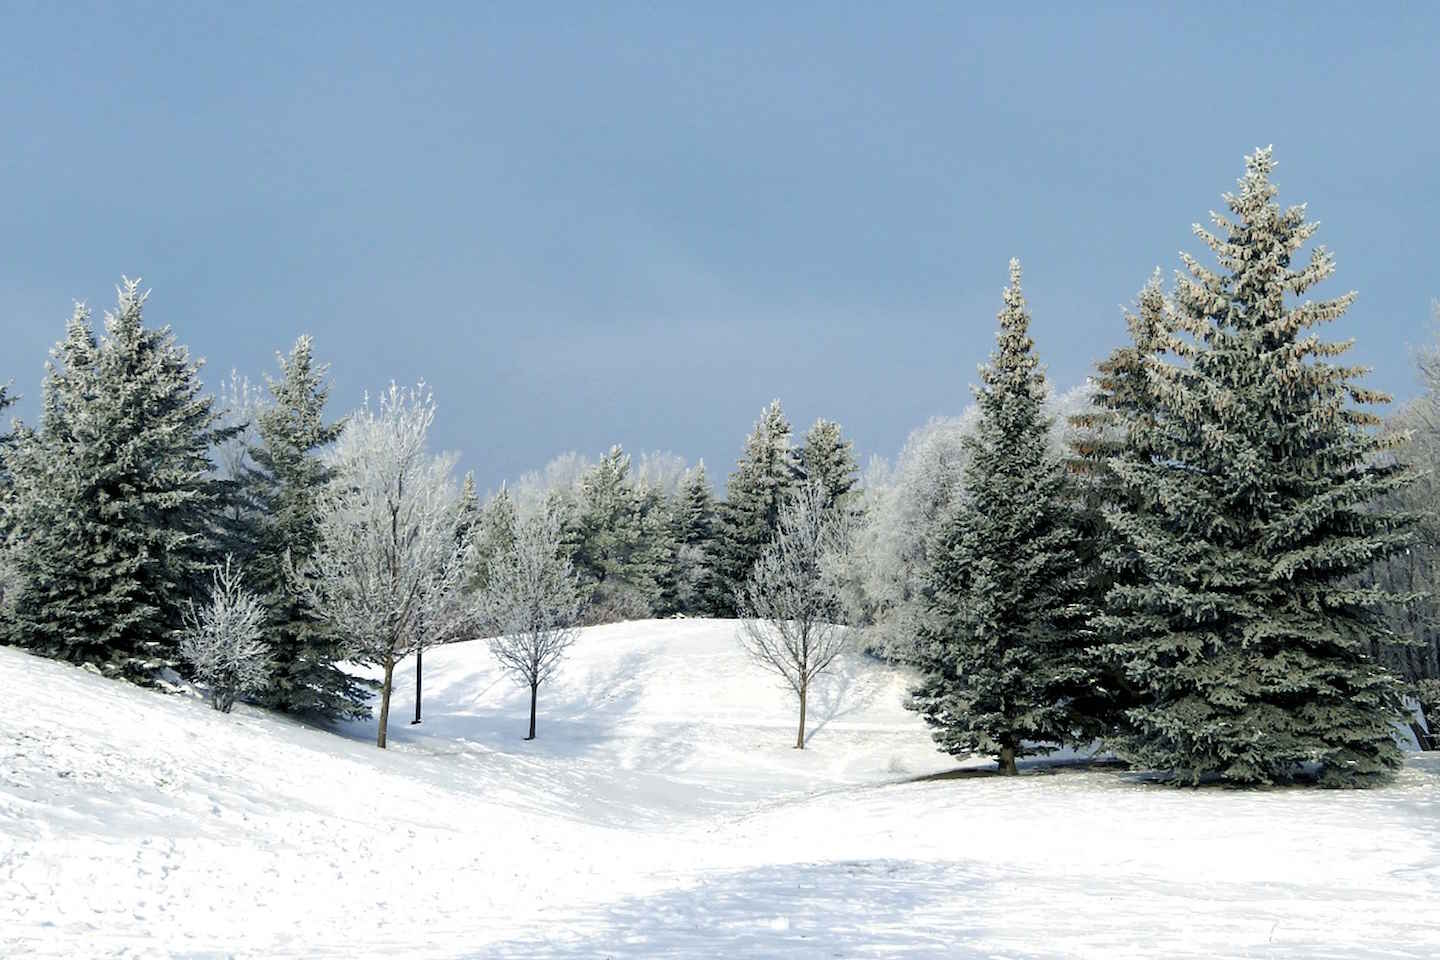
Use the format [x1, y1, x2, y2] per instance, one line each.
[659, 462, 717, 615]
[908, 260, 1093, 775]
[711, 400, 801, 615]
[1099, 148, 1413, 786]
[471, 486, 519, 595]
[797, 419, 858, 513]
[568, 445, 668, 622]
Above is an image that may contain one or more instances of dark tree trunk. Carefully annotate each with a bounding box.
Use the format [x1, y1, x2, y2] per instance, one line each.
[999, 744, 1018, 775]
[525, 681, 538, 741]
[377, 656, 395, 749]
[795, 682, 807, 750]
[411, 647, 423, 725]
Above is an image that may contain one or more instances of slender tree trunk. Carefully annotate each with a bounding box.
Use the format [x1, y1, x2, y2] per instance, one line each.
[525, 681, 538, 741]
[795, 682, 807, 750]
[999, 744, 1018, 775]
[377, 656, 395, 749]
[411, 647, 423, 724]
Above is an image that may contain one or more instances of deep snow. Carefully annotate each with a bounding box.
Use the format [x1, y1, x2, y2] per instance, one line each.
[2, 618, 1438, 958]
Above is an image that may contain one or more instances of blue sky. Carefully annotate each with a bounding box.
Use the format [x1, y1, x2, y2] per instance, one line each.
[3, 3, 1437, 490]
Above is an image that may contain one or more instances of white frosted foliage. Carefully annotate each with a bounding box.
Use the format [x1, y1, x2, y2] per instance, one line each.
[179, 556, 270, 713]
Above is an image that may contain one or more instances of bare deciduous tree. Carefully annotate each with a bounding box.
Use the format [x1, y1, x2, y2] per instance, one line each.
[738, 483, 854, 749]
[179, 556, 270, 713]
[480, 502, 582, 740]
[302, 382, 475, 748]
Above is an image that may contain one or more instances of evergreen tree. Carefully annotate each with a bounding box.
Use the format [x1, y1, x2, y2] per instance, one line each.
[797, 419, 858, 512]
[659, 462, 717, 615]
[249, 336, 367, 719]
[471, 485, 519, 595]
[0, 383, 18, 615]
[908, 260, 1092, 775]
[5, 282, 232, 680]
[1066, 274, 1172, 732]
[1099, 148, 1413, 786]
[711, 400, 800, 615]
[569, 445, 667, 621]
[0, 381, 16, 478]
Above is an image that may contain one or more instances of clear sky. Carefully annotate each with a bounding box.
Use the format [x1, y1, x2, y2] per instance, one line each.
[3, 3, 1437, 491]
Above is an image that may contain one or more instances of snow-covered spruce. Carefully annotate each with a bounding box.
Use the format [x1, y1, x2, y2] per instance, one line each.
[1066, 273, 1174, 733]
[908, 259, 1094, 775]
[711, 399, 802, 616]
[567, 444, 670, 623]
[1098, 148, 1415, 786]
[179, 556, 270, 713]
[796, 417, 859, 513]
[3, 281, 235, 681]
[247, 336, 370, 721]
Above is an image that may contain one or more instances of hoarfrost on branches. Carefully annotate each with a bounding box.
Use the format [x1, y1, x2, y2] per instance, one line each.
[480, 504, 583, 740]
[302, 382, 476, 748]
[179, 556, 270, 713]
[737, 483, 854, 749]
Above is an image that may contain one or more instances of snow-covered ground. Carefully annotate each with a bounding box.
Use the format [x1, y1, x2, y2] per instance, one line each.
[2, 618, 1438, 958]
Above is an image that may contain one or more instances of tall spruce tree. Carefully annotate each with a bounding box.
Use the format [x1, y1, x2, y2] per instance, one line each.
[1099, 148, 1413, 786]
[5, 282, 232, 680]
[1066, 275, 1172, 732]
[798, 419, 858, 512]
[659, 462, 717, 615]
[908, 260, 1092, 775]
[249, 336, 367, 719]
[711, 400, 800, 615]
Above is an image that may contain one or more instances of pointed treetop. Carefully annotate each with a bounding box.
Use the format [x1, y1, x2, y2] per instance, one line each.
[104, 276, 150, 337]
[980, 258, 1043, 402]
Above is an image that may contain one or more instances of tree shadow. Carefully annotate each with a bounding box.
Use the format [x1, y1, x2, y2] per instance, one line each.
[478, 859, 1005, 959]
[802, 650, 896, 747]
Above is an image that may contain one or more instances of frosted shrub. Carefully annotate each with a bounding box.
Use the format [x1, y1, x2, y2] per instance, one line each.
[180, 557, 271, 713]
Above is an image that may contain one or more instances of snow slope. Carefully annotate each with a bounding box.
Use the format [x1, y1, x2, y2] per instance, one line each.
[3, 618, 1438, 958]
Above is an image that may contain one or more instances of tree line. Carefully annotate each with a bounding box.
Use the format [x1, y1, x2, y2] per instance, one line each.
[0, 147, 1436, 784]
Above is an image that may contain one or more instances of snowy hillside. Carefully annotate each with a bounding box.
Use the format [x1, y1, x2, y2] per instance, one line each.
[3, 618, 1439, 958]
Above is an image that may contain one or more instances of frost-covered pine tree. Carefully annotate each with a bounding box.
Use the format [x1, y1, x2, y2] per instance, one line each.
[659, 462, 716, 615]
[568, 445, 668, 621]
[471, 485, 519, 595]
[1362, 310, 1440, 743]
[481, 504, 583, 740]
[711, 400, 801, 615]
[797, 419, 858, 512]
[302, 383, 476, 748]
[5, 283, 233, 680]
[908, 260, 1093, 775]
[180, 556, 271, 713]
[248, 337, 368, 720]
[1066, 274, 1173, 732]
[1099, 148, 1414, 786]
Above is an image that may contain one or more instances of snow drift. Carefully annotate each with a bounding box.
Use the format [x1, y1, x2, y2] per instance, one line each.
[3, 618, 1438, 958]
